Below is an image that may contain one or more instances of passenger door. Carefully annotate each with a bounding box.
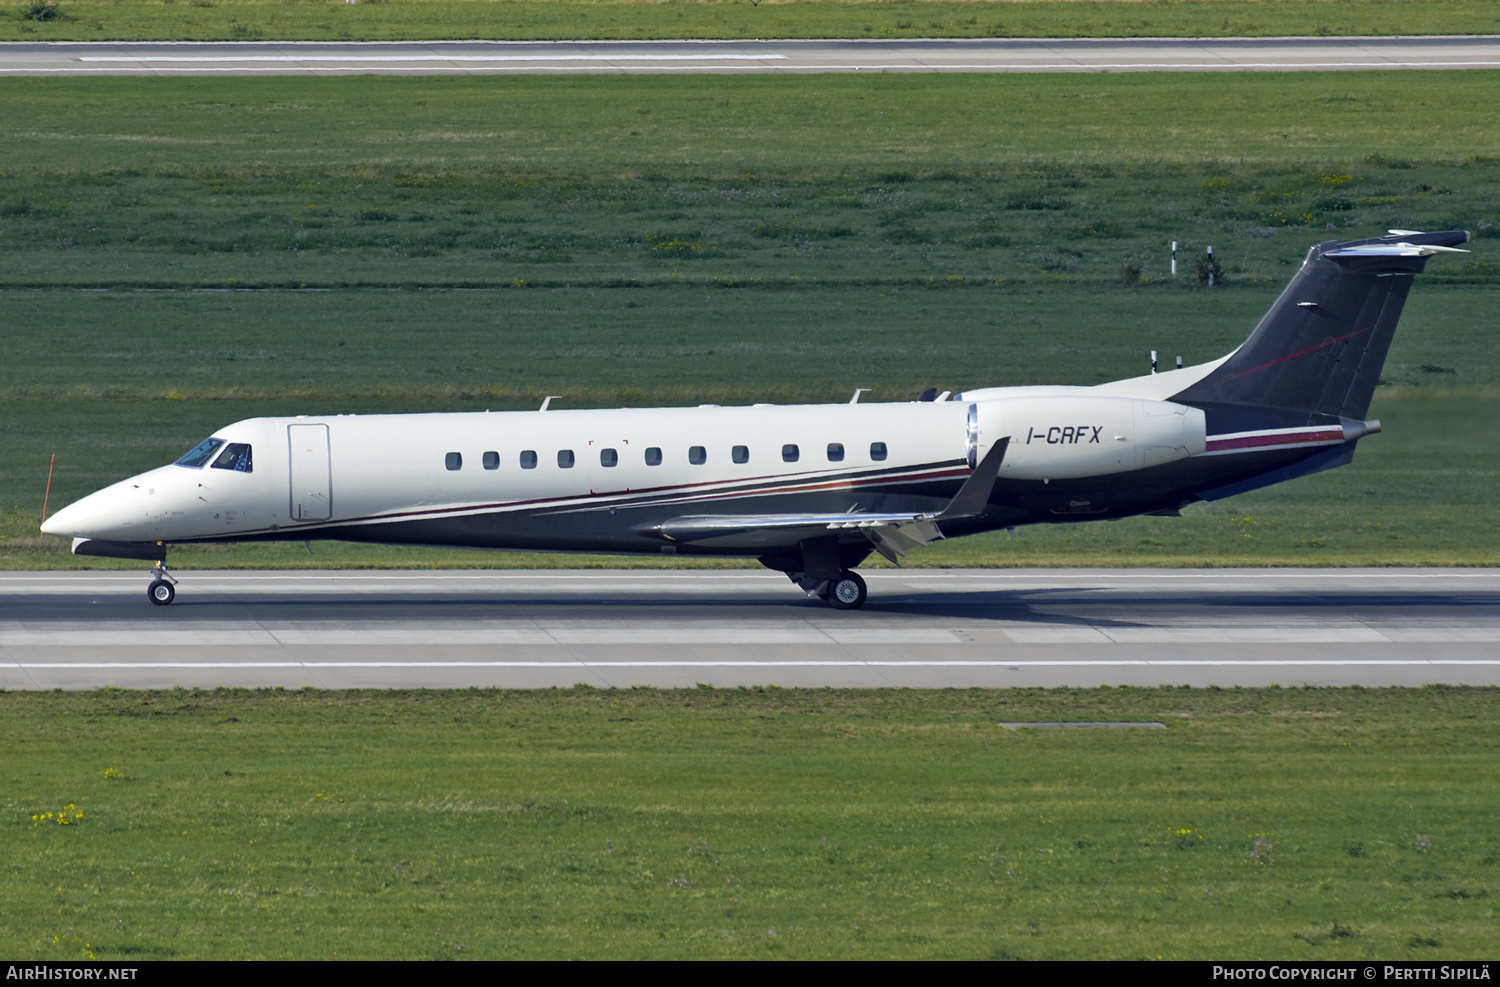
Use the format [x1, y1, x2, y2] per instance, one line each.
[287, 423, 332, 522]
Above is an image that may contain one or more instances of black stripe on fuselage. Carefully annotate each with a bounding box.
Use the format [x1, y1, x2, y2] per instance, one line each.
[177, 438, 1365, 556]
[179, 458, 971, 546]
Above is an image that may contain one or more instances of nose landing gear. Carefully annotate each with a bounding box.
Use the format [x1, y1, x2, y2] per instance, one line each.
[147, 561, 177, 606]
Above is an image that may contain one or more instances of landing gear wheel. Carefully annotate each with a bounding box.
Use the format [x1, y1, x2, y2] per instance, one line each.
[825, 570, 867, 610]
[148, 580, 175, 606]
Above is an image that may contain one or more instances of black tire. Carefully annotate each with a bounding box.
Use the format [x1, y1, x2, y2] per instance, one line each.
[826, 570, 867, 610]
[148, 580, 175, 606]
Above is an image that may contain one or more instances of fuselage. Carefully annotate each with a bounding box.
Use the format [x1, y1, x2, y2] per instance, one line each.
[40, 381, 1362, 559]
[45, 401, 973, 554]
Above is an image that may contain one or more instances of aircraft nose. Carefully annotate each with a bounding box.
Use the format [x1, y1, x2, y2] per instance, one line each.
[39, 484, 143, 540]
[38, 466, 206, 542]
[40, 500, 80, 537]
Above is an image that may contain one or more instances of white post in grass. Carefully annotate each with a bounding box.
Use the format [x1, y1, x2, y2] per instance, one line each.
[1171, 241, 1177, 277]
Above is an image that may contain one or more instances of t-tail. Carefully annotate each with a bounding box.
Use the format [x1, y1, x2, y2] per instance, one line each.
[1169, 229, 1470, 434]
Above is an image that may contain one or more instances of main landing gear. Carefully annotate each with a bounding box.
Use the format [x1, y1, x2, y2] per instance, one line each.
[147, 561, 177, 606]
[823, 570, 868, 610]
[786, 569, 868, 609]
[764, 538, 873, 610]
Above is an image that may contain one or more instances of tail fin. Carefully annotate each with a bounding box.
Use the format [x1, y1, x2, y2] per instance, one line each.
[1170, 230, 1469, 427]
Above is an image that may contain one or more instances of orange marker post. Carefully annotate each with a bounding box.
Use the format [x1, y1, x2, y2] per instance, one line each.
[42, 454, 55, 525]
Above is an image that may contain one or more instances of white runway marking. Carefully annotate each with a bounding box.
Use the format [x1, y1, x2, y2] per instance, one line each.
[13, 61, 1499, 75]
[77, 53, 789, 62]
[4, 624, 1498, 645]
[12, 659, 1500, 670]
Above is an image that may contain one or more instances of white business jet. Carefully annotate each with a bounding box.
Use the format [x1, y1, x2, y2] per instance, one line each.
[42, 230, 1469, 608]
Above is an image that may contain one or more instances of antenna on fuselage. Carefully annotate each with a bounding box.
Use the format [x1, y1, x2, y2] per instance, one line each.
[539, 395, 561, 412]
[849, 388, 871, 404]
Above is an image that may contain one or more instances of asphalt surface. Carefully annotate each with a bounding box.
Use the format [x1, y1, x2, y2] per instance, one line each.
[2, 568, 1497, 690]
[2, 36, 1499, 75]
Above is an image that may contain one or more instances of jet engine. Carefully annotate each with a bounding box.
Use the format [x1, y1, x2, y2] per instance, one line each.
[972, 395, 1206, 481]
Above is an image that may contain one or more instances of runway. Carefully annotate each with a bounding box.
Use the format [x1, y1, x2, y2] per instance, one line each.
[2, 568, 1497, 690]
[2, 36, 1499, 76]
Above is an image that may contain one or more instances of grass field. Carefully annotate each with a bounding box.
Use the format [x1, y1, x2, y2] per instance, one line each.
[4, 686, 1497, 960]
[3, 163, 1498, 293]
[5, 75, 1498, 297]
[8, 73, 1500, 177]
[7, 0, 1500, 42]
[2, 72, 1495, 567]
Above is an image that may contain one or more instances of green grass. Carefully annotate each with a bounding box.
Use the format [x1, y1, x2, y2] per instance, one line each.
[8, 285, 1498, 400]
[3, 165, 1497, 292]
[4, 686, 1498, 960]
[8, 73, 1500, 176]
[5, 75, 1497, 291]
[7, 0, 1500, 42]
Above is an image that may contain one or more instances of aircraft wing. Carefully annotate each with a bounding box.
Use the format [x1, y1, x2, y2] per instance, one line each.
[647, 438, 1009, 563]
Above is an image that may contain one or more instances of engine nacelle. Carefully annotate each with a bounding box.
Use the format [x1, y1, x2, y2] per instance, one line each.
[973, 395, 1206, 481]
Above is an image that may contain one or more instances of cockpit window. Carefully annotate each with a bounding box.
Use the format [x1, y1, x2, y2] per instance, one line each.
[211, 443, 253, 473]
[174, 437, 225, 469]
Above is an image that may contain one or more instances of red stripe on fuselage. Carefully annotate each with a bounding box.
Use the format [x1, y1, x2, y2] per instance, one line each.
[629, 467, 971, 513]
[1205, 428, 1344, 453]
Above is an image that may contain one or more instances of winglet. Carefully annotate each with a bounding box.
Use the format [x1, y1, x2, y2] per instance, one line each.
[937, 436, 1009, 521]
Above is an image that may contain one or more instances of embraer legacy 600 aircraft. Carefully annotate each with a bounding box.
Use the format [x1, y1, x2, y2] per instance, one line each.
[43, 230, 1469, 608]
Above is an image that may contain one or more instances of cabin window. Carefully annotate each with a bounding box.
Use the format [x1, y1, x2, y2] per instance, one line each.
[483, 451, 500, 470]
[645, 447, 662, 466]
[210, 443, 253, 473]
[174, 437, 224, 469]
[558, 450, 575, 469]
[520, 450, 538, 470]
[827, 443, 845, 463]
[782, 444, 799, 463]
[445, 452, 463, 471]
[600, 448, 618, 468]
[689, 446, 707, 465]
[870, 442, 888, 462]
[732, 445, 749, 464]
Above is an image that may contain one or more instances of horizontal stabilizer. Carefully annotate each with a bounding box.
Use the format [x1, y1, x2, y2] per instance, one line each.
[1320, 229, 1470, 275]
[646, 437, 1010, 560]
[1324, 243, 1469, 259]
